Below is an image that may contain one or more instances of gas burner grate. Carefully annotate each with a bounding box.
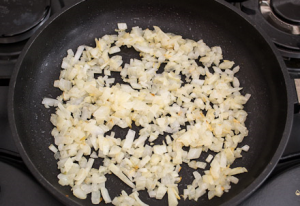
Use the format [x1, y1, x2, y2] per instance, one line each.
[0, 0, 54, 79]
[233, 0, 300, 77]
[0, 0, 51, 44]
[260, 0, 300, 35]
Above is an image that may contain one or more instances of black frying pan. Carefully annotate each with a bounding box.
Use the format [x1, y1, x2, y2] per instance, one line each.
[8, 0, 294, 205]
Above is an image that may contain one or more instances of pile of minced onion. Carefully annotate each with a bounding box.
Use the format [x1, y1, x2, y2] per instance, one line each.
[42, 23, 251, 206]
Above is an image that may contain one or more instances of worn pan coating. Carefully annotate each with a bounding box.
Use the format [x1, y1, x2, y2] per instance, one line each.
[8, 0, 293, 205]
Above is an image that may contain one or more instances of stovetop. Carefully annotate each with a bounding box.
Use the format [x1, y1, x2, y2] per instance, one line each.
[0, 0, 300, 205]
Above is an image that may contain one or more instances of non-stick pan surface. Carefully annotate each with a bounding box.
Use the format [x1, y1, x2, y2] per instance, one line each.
[9, 0, 293, 205]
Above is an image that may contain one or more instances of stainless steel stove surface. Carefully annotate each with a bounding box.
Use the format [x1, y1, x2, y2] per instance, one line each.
[0, 0, 300, 205]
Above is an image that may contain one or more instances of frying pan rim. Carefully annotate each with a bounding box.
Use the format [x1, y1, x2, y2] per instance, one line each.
[8, 0, 294, 205]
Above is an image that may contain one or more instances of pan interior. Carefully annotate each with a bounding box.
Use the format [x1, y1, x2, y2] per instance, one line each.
[11, 0, 290, 205]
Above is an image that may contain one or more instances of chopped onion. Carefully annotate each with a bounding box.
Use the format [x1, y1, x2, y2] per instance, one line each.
[42, 98, 60, 108]
[117, 23, 127, 30]
[48, 144, 58, 153]
[108, 163, 135, 188]
[100, 186, 112, 203]
[168, 187, 179, 206]
[122, 129, 136, 151]
[44, 24, 251, 206]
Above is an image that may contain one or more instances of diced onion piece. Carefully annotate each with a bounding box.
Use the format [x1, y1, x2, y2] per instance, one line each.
[153, 145, 167, 155]
[73, 186, 87, 199]
[109, 46, 121, 54]
[48, 144, 58, 153]
[91, 190, 101, 204]
[156, 185, 167, 199]
[226, 167, 248, 176]
[187, 147, 202, 159]
[118, 23, 127, 30]
[241, 145, 250, 152]
[108, 163, 135, 188]
[131, 191, 149, 206]
[42, 98, 60, 108]
[100, 187, 112, 203]
[168, 187, 179, 206]
[206, 154, 214, 163]
[74, 46, 85, 62]
[123, 129, 136, 151]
